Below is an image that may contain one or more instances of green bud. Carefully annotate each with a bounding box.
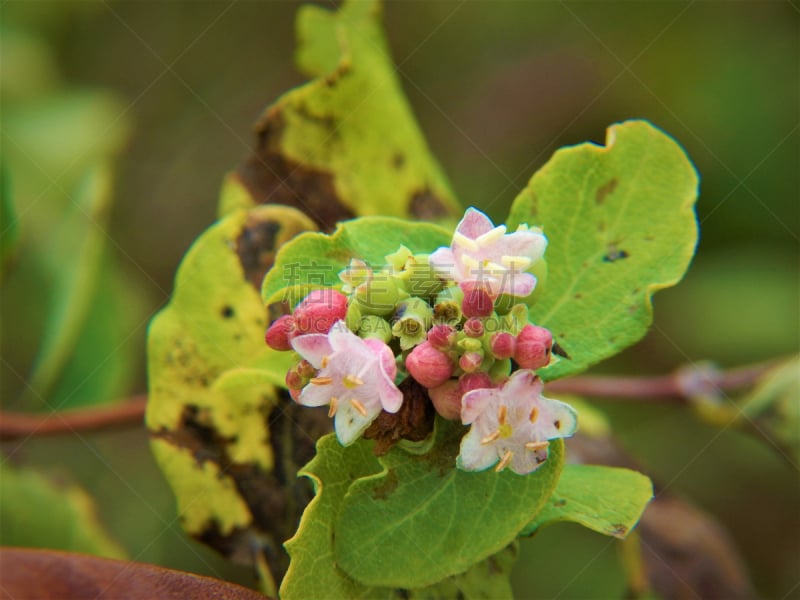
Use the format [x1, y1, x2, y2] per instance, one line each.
[392, 297, 433, 350]
[501, 303, 529, 335]
[488, 357, 512, 381]
[457, 336, 483, 353]
[345, 301, 362, 331]
[358, 315, 393, 343]
[355, 271, 400, 316]
[385, 245, 413, 272]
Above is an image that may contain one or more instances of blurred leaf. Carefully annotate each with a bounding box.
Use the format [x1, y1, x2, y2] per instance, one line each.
[21, 164, 113, 406]
[523, 464, 652, 539]
[262, 216, 451, 306]
[0, 27, 59, 101]
[507, 120, 698, 381]
[233, 0, 461, 229]
[282, 432, 518, 599]
[0, 463, 126, 559]
[0, 548, 268, 600]
[334, 420, 564, 588]
[0, 163, 18, 279]
[147, 207, 322, 592]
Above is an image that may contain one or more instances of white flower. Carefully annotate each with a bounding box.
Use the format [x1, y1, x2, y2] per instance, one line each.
[291, 321, 403, 445]
[430, 207, 546, 297]
[458, 370, 577, 475]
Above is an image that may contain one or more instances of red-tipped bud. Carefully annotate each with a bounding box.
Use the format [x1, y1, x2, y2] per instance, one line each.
[459, 351, 483, 373]
[514, 324, 553, 369]
[293, 289, 348, 335]
[460, 282, 494, 318]
[427, 324, 456, 351]
[406, 341, 454, 388]
[459, 372, 492, 393]
[490, 331, 516, 360]
[428, 379, 462, 420]
[463, 317, 484, 338]
[265, 315, 296, 351]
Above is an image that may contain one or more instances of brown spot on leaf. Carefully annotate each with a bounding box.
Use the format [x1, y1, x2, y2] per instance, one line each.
[364, 377, 435, 455]
[554, 498, 567, 507]
[392, 153, 406, 169]
[408, 188, 453, 221]
[236, 215, 282, 289]
[595, 178, 618, 204]
[372, 468, 399, 501]
[221, 305, 235, 319]
[609, 523, 628, 538]
[603, 244, 629, 263]
[237, 111, 355, 231]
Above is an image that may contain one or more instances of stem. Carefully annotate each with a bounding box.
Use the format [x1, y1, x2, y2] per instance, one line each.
[0, 359, 779, 441]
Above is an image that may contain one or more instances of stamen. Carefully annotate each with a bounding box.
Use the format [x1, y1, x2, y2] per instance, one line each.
[328, 397, 338, 417]
[310, 376, 333, 385]
[495, 450, 514, 472]
[476, 226, 506, 247]
[529, 406, 539, 423]
[453, 232, 480, 252]
[481, 430, 501, 445]
[343, 374, 364, 388]
[525, 440, 549, 451]
[501, 255, 532, 270]
[497, 405, 508, 425]
[321, 355, 330, 369]
[350, 398, 368, 417]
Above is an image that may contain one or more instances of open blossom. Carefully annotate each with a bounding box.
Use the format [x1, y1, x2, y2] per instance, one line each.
[291, 320, 403, 445]
[429, 207, 546, 298]
[458, 370, 577, 475]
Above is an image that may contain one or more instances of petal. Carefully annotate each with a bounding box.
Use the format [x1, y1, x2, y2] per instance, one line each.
[457, 427, 499, 471]
[297, 381, 339, 408]
[327, 320, 357, 353]
[501, 230, 547, 262]
[461, 388, 499, 425]
[502, 273, 536, 297]
[290, 334, 332, 368]
[534, 396, 579, 440]
[457, 207, 495, 239]
[509, 445, 549, 475]
[363, 338, 398, 380]
[334, 398, 381, 445]
[378, 382, 404, 413]
[502, 369, 543, 399]
[429, 247, 457, 278]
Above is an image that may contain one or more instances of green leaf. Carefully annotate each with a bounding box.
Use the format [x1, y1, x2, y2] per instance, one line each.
[282, 433, 519, 599]
[0, 163, 18, 278]
[507, 120, 698, 380]
[231, 0, 461, 225]
[522, 464, 653, 539]
[0, 463, 127, 559]
[334, 419, 564, 588]
[262, 216, 451, 306]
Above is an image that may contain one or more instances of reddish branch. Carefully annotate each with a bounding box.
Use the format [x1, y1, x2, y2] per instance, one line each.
[0, 361, 777, 441]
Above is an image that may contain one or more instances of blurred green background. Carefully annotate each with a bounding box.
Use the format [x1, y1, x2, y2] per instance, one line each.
[1, 1, 797, 598]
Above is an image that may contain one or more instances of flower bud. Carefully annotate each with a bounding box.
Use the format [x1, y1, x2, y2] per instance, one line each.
[294, 289, 348, 335]
[355, 272, 400, 316]
[392, 297, 433, 350]
[296, 359, 316, 379]
[464, 317, 484, 338]
[460, 281, 494, 318]
[489, 331, 516, 360]
[459, 372, 492, 393]
[428, 379, 462, 420]
[358, 315, 393, 343]
[265, 315, 296, 351]
[427, 324, 456, 351]
[514, 324, 553, 369]
[406, 341, 454, 388]
[459, 351, 483, 373]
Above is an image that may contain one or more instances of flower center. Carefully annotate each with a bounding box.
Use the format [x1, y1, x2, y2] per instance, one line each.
[343, 374, 364, 389]
[498, 423, 513, 439]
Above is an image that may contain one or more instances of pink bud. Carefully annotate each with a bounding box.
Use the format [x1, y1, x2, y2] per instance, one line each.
[428, 380, 462, 420]
[490, 331, 516, 360]
[427, 324, 456, 351]
[265, 315, 296, 351]
[514, 325, 553, 369]
[293, 289, 348, 335]
[459, 372, 492, 393]
[463, 317, 484, 338]
[459, 351, 483, 373]
[406, 341, 454, 388]
[460, 282, 494, 318]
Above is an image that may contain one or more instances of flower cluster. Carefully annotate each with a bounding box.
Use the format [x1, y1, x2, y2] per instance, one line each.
[265, 208, 577, 474]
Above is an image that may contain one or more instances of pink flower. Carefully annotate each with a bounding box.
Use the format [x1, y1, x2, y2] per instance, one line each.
[291, 321, 403, 445]
[458, 370, 577, 475]
[430, 207, 547, 298]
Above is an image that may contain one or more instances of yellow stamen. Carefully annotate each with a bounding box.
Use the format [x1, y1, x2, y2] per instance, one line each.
[498, 405, 508, 425]
[529, 406, 539, 423]
[495, 450, 514, 472]
[350, 398, 368, 417]
[525, 440, 549, 452]
[328, 397, 338, 417]
[477, 226, 506, 247]
[321, 355, 330, 369]
[310, 376, 333, 385]
[343, 374, 364, 388]
[498, 423, 513, 439]
[481, 430, 501, 445]
[501, 255, 532, 270]
[453, 232, 480, 252]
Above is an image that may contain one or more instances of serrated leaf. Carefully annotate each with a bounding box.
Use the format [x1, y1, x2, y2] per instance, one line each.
[262, 217, 451, 306]
[334, 419, 564, 588]
[0, 463, 126, 559]
[282, 433, 518, 599]
[522, 464, 653, 539]
[232, 0, 461, 227]
[507, 120, 698, 380]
